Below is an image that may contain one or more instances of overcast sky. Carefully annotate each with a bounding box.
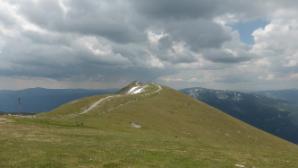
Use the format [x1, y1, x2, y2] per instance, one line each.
[0, 0, 298, 90]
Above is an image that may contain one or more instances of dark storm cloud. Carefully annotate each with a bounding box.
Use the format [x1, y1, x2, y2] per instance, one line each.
[133, 0, 217, 20]
[202, 49, 252, 63]
[0, 38, 172, 83]
[132, 0, 265, 20]
[0, 62, 168, 83]
[16, 0, 238, 48]
[166, 20, 231, 50]
[17, 0, 145, 44]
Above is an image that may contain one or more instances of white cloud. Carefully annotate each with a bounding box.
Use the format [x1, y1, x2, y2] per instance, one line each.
[213, 13, 239, 26]
[0, 0, 297, 90]
[252, 9, 298, 79]
[147, 30, 168, 45]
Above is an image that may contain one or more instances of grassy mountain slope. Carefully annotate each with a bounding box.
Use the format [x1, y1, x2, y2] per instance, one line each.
[0, 83, 298, 167]
[181, 87, 298, 144]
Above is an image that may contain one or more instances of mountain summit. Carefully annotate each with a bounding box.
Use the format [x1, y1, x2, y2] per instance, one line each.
[1, 82, 298, 167]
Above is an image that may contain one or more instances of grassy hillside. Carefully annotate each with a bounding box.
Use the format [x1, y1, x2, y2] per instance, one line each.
[0, 83, 298, 168]
[182, 87, 298, 144]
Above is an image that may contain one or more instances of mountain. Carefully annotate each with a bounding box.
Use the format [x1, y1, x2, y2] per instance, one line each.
[0, 82, 298, 167]
[255, 89, 298, 125]
[256, 89, 298, 104]
[0, 88, 116, 113]
[181, 87, 298, 144]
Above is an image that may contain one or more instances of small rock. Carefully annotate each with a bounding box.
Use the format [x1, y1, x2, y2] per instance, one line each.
[130, 122, 142, 128]
[235, 164, 245, 168]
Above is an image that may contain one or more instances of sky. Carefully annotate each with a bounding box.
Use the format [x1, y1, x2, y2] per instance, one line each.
[0, 0, 298, 90]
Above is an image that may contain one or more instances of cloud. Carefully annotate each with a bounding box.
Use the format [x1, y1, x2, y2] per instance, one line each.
[132, 0, 266, 21]
[16, 0, 145, 44]
[251, 9, 298, 80]
[166, 19, 231, 50]
[0, 0, 297, 90]
[202, 49, 251, 63]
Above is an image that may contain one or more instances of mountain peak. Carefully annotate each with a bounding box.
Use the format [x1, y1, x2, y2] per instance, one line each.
[118, 81, 162, 95]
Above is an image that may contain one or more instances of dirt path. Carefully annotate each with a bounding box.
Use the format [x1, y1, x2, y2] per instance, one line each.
[79, 84, 163, 115]
[153, 84, 162, 93]
[79, 95, 121, 114]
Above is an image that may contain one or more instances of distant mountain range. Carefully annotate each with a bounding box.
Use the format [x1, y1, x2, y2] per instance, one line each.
[0, 88, 116, 113]
[181, 87, 298, 144]
[256, 89, 298, 104]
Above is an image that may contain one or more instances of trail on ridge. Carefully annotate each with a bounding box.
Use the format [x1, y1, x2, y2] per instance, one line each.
[79, 84, 162, 115]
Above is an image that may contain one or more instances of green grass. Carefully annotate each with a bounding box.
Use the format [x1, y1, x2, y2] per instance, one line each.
[0, 83, 298, 167]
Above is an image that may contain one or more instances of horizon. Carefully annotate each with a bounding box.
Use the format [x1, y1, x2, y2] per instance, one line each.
[1, 0, 298, 90]
[0, 82, 297, 92]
